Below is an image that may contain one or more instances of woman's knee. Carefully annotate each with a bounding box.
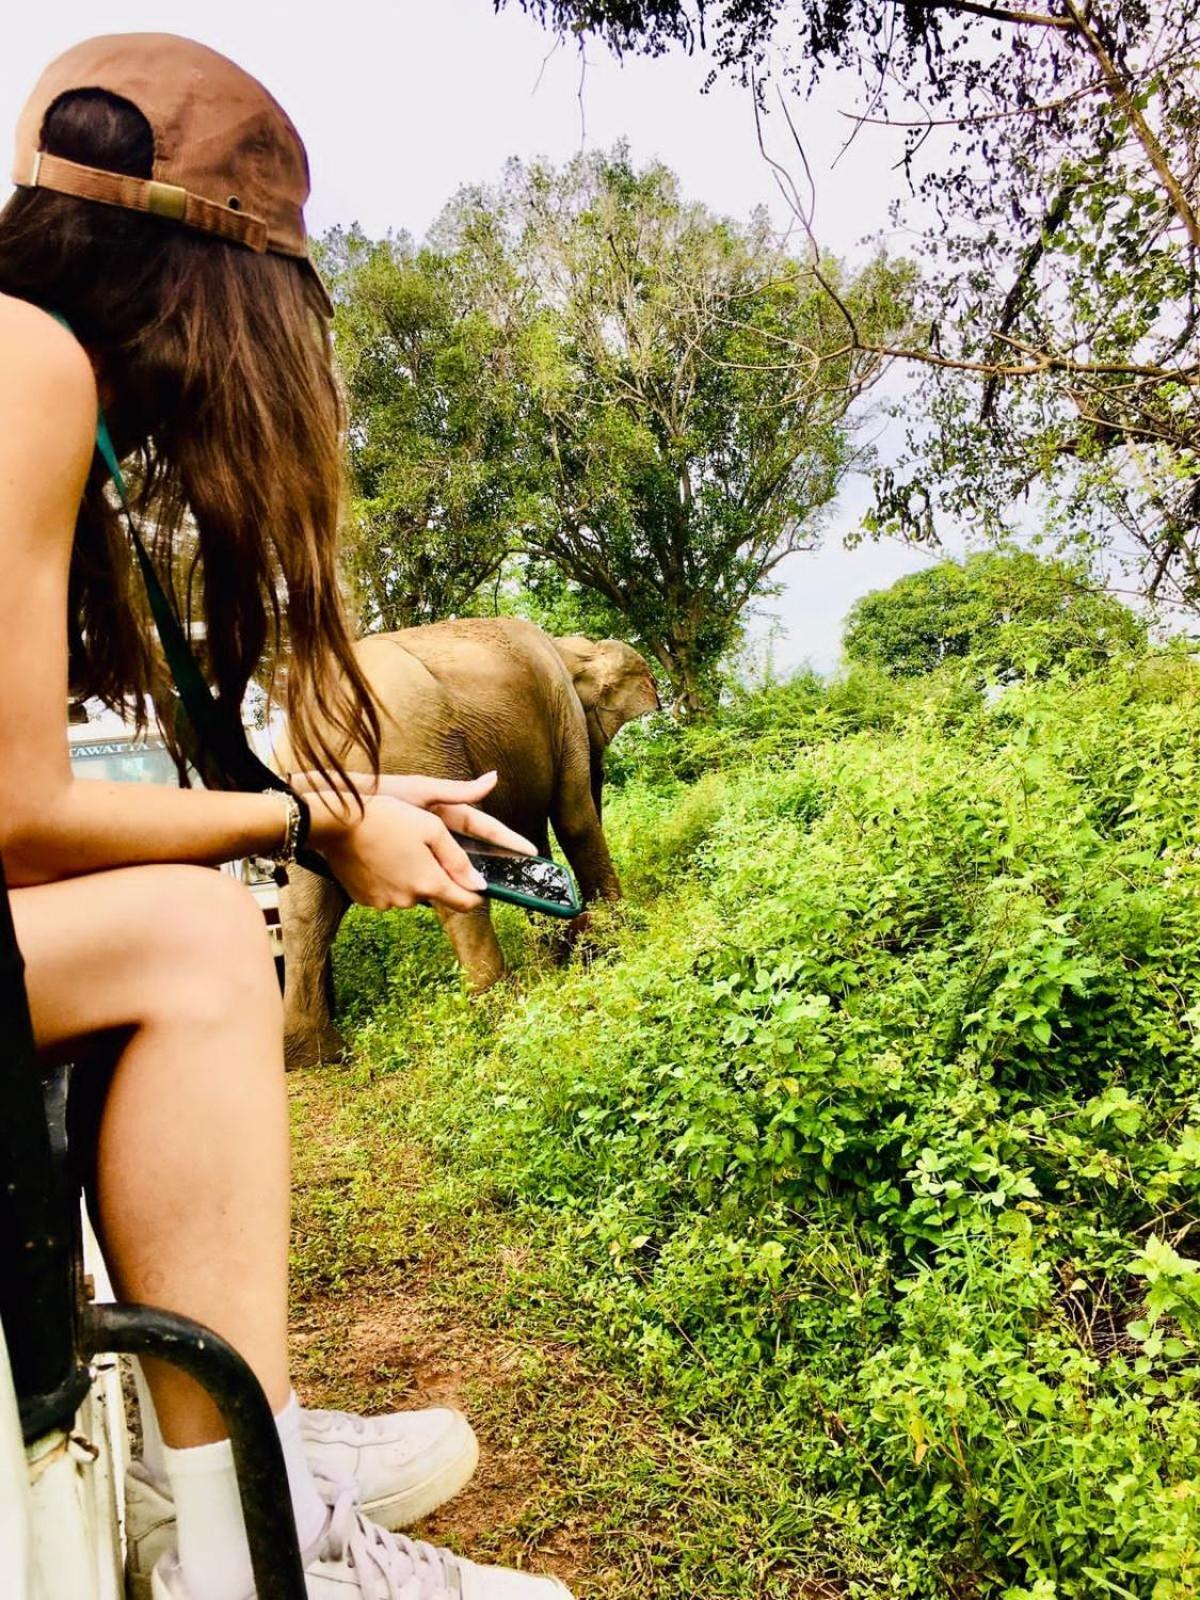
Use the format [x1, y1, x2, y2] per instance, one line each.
[140, 866, 280, 1024]
[13, 863, 279, 1052]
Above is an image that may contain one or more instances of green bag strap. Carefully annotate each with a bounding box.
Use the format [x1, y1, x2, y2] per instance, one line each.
[93, 419, 221, 762]
[95, 413, 281, 796]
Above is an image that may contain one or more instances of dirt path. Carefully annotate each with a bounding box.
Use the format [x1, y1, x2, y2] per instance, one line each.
[291, 1273, 596, 1588]
[287, 1076, 843, 1600]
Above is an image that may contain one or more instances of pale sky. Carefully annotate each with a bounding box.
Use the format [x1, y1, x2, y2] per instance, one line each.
[4, 0, 948, 672]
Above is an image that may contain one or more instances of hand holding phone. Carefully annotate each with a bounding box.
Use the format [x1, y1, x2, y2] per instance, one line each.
[448, 831, 582, 918]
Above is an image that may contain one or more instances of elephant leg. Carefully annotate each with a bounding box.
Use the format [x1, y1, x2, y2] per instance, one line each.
[434, 905, 507, 992]
[552, 733, 621, 905]
[279, 865, 351, 1070]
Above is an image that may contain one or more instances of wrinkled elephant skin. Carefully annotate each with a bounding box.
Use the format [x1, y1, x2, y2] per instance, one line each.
[280, 618, 659, 1069]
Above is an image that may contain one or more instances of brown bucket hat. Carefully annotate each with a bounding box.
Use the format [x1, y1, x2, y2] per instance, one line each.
[11, 32, 331, 310]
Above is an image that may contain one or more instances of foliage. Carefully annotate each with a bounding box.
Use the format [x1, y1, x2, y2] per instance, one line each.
[858, 0, 1200, 610]
[492, 553, 629, 643]
[317, 226, 528, 632]
[437, 147, 913, 712]
[320, 643, 1200, 1596]
[506, 1, 1200, 613]
[843, 550, 1148, 679]
[496, 0, 786, 65]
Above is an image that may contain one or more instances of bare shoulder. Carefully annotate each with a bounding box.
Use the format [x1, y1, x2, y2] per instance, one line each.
[0, 293, 97, 490]
[0, 294, 95, 387]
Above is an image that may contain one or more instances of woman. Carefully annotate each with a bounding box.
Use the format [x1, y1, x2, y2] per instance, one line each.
[0, 32, 570, 1600]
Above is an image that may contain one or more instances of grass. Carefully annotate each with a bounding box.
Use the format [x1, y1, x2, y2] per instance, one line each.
[289, 1063, 843, 1597]
[289, 651, 1200, 1599]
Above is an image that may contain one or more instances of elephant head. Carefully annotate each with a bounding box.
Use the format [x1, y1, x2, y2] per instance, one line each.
[552, 635, 661, 750]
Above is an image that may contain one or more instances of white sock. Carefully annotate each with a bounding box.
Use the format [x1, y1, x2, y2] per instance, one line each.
[163, 1392, 327, 1600]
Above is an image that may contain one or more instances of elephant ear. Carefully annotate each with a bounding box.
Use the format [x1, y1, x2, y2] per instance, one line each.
[552, 635, 609, 708]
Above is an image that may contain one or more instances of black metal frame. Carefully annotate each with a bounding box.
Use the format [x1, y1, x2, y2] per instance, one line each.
[83, 1305, 306, 1600]
[0, 857, 307, 1600]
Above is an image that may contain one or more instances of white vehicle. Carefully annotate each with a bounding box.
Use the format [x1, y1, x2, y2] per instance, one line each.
[1, 865, 305, 1600]
[67, 706, 284, 971]
[0, 717, 304, 1600]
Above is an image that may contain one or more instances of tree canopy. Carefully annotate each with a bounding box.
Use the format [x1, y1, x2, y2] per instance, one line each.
[505, 2, 1200, 613]
[438, 148, 913, 711]
[318, 226, 527, 633]
[496, 1, 784, 64]
[843, 550, 1147, 678]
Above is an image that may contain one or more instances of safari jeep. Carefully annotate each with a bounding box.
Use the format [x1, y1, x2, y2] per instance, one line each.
[1, 732, 305, 1600]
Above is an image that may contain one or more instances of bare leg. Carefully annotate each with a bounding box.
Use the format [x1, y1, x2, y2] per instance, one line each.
[12, 863, 289, 1448]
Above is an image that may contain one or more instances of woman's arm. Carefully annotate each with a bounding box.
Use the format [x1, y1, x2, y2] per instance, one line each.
[0, 300, 486, 910]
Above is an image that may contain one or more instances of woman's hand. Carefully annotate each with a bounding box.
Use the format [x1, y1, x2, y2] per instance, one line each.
[288, 768, 537, 857]
[308, 792, 490, 912]
[376, 771, 537, 856]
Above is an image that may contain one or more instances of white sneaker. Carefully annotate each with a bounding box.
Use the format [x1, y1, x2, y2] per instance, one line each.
[127, 1407, 479, 1600]
[299, 1406, 480, 1531]
[149, 1475, 573, 1599]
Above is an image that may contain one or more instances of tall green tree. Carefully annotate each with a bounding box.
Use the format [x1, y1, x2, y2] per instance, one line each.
[843, 550, 1147, 678]
[504, 2, 1200, 611]
[440, 149, 913, 713]
[318, 226, 525, 633]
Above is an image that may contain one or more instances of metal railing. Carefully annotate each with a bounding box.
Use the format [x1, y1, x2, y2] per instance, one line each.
[0, 856, 306, 1600]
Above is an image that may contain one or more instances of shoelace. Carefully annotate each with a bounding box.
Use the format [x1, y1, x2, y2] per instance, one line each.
[304, 1407, 383, 1440]
[319, 1477, 460, 1600]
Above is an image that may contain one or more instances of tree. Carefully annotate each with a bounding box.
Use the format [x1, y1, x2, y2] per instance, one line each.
[496, 1, 782, 62]
[843, 550, 1147, 678]
[317, 226, 526, 632]
[439, 148, 913, 713]
[503, 3, 1200, 612]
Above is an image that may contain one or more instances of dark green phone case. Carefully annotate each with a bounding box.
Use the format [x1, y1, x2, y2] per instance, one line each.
[449, 832, 582, 919]
[486, 876, 583, 919]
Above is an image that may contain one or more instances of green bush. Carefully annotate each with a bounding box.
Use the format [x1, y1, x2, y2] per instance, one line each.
[616, 772, 729, 896]
[331, 906, 408, 1024]
[334, 649, 1200, 1597]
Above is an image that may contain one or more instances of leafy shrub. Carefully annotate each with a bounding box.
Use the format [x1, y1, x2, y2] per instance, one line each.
[616, 772, 729, 896]
[334, 650, 1200, 1597]
[331, 906, 408, 1023]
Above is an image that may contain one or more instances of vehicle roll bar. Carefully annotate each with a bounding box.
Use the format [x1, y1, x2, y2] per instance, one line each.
[83, 1304, 307, 1600]
[0, 861, 88, 1441]
[0, 855, 306, 1600]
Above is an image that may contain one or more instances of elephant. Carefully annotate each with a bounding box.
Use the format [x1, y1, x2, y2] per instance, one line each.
[278, 617, 660, 1069]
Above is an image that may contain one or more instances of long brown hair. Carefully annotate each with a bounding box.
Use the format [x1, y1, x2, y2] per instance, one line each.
[0, 88, 379, 788]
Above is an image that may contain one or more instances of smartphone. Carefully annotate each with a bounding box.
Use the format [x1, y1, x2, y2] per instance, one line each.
[449, 831, 582, 919]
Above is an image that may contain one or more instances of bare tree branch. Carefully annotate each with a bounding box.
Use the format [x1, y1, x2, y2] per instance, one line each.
[915, 0, 1074, 27]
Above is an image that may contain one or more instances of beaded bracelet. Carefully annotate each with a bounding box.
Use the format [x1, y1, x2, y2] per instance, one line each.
[268, 788, 310, 869]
